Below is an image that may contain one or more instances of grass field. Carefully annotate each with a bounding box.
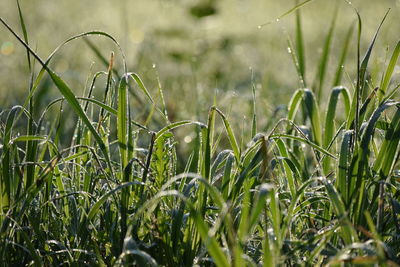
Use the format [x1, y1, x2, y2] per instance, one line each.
[1, 0, 400, 266]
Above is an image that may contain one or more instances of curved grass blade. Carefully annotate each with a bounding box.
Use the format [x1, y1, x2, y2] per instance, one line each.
[269, 134, 336, 158]
[117, 249, 158, 267]
[155, 120, 206, 141]
[213, 107, 241, 163]
[287, 89, 304, 124]
[324, 86, 351, 148]
[323, 86, 351, 173]
[127, 73, 154, 104]
[258, 0, 319, 28]
[303, 89, 322, 146]
[87, 181, 142, 221]
[0, 18, 121, 174]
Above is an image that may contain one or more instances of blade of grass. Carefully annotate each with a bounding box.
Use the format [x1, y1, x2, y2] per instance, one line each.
[323, 86, 351, 173]
[303, 89, 322, 146]
[0, 18, 127, 176]
[378, 41, 400, 102]
[213, 107, 241, 163]
[258, 0, 319, 28]
[295, 0, 306, 87]
[332, 24, 354, 87]
[313, 3, 338, 102]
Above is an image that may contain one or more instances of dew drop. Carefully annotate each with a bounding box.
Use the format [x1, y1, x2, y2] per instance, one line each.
[287, 47, 292, 54]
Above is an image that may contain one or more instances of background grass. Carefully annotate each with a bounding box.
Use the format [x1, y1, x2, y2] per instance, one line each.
[1, 0, 399, 117]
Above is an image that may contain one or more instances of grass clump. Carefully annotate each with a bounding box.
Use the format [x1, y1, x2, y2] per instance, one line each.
[1, 1, 400, 266]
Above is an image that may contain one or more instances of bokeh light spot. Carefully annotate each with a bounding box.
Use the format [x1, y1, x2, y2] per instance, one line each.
[1, 41, 15, 56]
[129, 29, 144, 44]
[184, 135, 192, 143]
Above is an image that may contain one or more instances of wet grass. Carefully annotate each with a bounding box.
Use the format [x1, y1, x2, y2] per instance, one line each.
[0, 1, 400, 266]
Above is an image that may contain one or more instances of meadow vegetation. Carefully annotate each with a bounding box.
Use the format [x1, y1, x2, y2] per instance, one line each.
[0, 0, 400, 266]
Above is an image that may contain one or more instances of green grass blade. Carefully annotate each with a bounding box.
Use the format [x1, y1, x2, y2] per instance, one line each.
[346, 9, 362, 135]
[378, 41, 400, 102]
[251, 76, 257, 137]
[0, 18, 122, 174]
[313, 4, 338, 102]
[303, 89, 322, 146]
[258, 0, 318, 28]
[16, 0, 31, 69]
[155, 120, 206, 141]
[238, 180, 252, 242]
[127, 73, 154, 104]
[213, 107, 241, 163]
[286, 36, 306, 88]
[323, 177, 355, 245]
[373, 108, 400, 179]
[324, 86, 351, 148]
[295, 0, 306, 86]
[275, 139, 296, 196]
[332, 24, 354, 87]
[248, 184, 273, 234]
[118, 77, 128, 170]
[270, 134, 335, 158]
[351, 100, 399, 225]
[204, 107, 215, 180]
[87, 181, 142, 221]
[359, 10, 389, 96]
[337, 130, 353, 205]
[1, 107, 19, 209]
[287, 88, 304, 128]
[323, 86, 351, 173]
[15, 0, 38, 192]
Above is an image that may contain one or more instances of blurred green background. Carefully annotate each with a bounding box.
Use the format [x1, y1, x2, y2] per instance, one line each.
[1, 0, 399, 128]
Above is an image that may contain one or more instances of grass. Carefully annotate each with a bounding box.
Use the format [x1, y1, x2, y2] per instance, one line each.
[1, 1, 400, 266]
